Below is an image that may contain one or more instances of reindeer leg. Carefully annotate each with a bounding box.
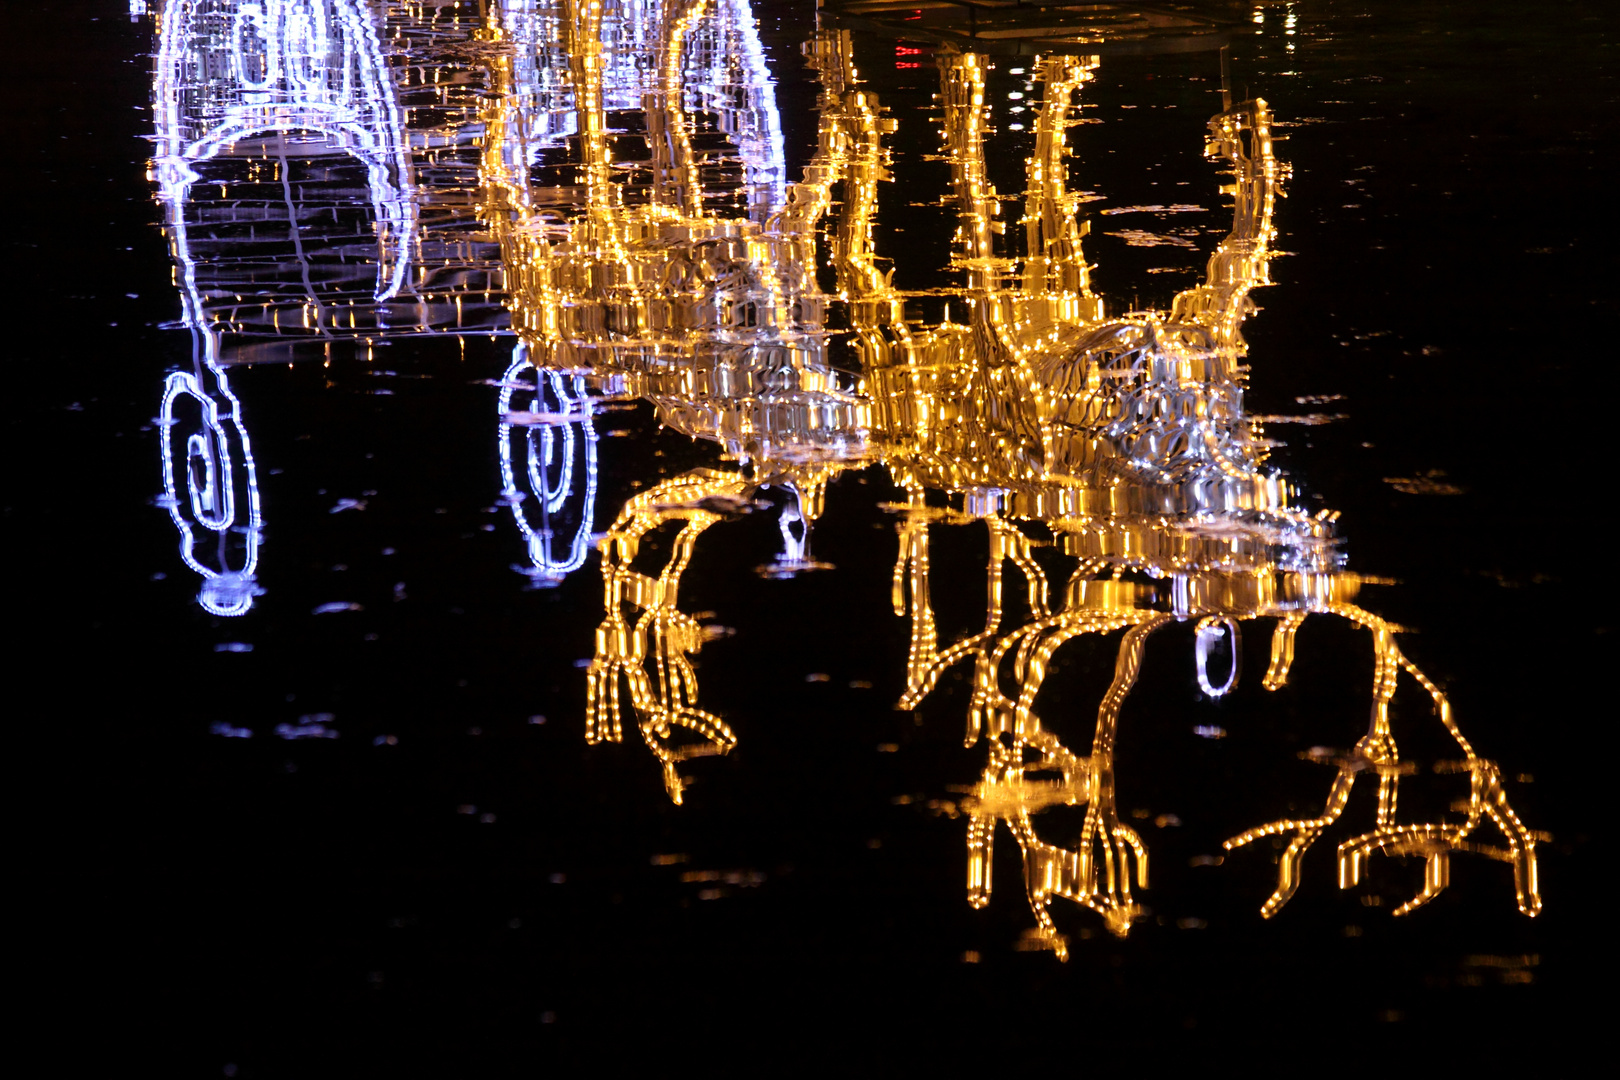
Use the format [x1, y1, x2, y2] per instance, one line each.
[1263, 611, 1307, 690]
[1466, 763, 1542, 917]
[990, 518, 1051, 618]
[966, 727, 1013, 912]
[1227, 763, 1358, 918]
[974, 620, 1053, 744]
[632, 695, 686, 804]
[966, 808, 995, 909]
[1344, 763, 1543, 919]
[1396, 648, 1539, 915]
[1070, 618, 1165, 932]
[1115, 818, 1149, 894]
[1336, 822, 1463, 915]
[1392, 847, 1451, 917]
[1010, 817, 1069, 961]
[584, 656, 623, 744]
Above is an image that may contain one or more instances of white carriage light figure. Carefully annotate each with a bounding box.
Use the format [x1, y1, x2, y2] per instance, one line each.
[866, 46, 1542, 952]
[497, 344, 600, 588]
[148, 0, 417, 610]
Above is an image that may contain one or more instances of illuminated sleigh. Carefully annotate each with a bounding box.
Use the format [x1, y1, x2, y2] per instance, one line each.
[862, 47, 1541, 953]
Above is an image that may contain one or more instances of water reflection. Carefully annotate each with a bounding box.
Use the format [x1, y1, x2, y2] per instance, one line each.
[144, 3, 1543, 954]
[491, 15, 1540, 953]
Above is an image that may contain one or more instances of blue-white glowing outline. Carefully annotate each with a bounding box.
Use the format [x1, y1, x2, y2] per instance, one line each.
[157, 340, 265, 617]
[1194, 615, 1241, 698]
[498, 345, 600, 584]
[149, 0, 422, 614]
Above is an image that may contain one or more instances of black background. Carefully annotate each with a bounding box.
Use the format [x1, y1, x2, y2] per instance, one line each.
[9, 1, 1614, 1072]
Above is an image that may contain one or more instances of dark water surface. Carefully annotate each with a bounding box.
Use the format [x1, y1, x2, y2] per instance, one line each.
[11, 0, 1614, 1072]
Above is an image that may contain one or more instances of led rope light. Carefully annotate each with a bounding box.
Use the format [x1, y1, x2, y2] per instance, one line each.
[496, 348, 600, 584]
[1193, 615, 1241, 697]
[157, 354, 264, 617]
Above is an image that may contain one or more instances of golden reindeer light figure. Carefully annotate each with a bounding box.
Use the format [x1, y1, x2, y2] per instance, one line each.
[864, 44, 1541, 951]
[480, 7, 1541, 937]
